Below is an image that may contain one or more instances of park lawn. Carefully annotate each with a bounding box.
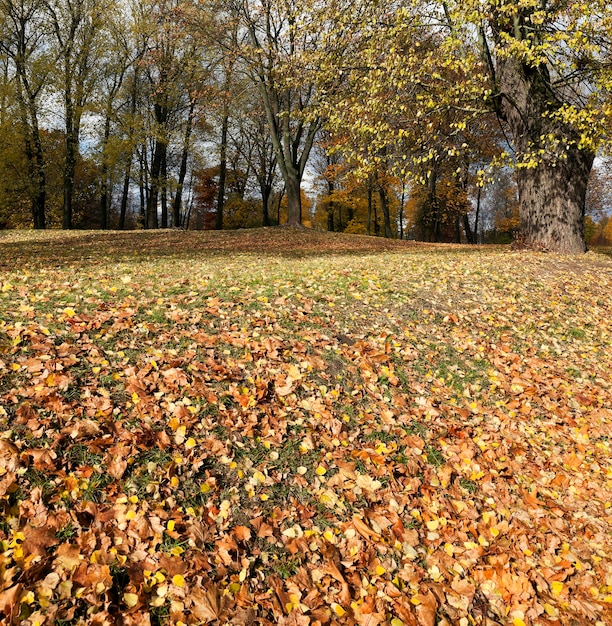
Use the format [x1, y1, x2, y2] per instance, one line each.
[0, 228, 611, 626]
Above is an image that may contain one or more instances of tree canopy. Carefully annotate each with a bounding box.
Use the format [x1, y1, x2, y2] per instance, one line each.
[0, 0, 611, 252]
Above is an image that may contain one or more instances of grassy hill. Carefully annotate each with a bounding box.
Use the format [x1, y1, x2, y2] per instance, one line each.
[1, 229, 611, 625]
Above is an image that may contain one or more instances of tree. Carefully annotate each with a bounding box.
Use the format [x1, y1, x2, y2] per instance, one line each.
[230, 96, 280, 227]
[316, 0, 612, 253]
[0, 118, 30, 227]
[231, 0, 322, 225]
[585, 160, 612, 246]
[93, 5, 135, 230]
[45, 0, 108, 229]
[0, 0, 51, 228]
[458, 0, 606, 253]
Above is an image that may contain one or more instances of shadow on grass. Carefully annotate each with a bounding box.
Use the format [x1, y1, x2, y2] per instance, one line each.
[0, 227, 495, 269]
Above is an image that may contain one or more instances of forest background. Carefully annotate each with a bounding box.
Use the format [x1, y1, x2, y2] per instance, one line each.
[2, 0, 612, 252]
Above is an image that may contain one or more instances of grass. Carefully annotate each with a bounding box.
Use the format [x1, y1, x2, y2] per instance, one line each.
[1, 228, 612, 625]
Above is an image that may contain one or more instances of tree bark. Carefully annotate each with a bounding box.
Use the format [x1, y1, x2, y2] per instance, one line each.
[161, 151, 168, 229]
[147, 102, 168, 229]
[99, 113, 112, 229]
[28, 128, 46, 229]
[15, 64, 46, 228]
[147, 141, 162, 229]
[367, 179, 372, 236]
[216, 107, 229, 230]
[119, 71, 139, 230]
[22, 102, 46, 229]
[463, 213, 474, 244]
[285, 168, 302, 225]
[327, 175, 335, 232]
[515, 151, 592, 253]
[62, 121, 77, 230]
[378, 185, 393, 238]
[172, 101, 195, 228]
[119, 159, 131, 230]
[498, 58, 594, 253]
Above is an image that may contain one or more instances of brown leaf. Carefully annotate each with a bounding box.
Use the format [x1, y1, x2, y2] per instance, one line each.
[233, 525, 252, 542]
[22, 526, 58, 558]
[0, 584, 22, 623]
[189, 583, 226, 622]
[414, 590, 438, 626]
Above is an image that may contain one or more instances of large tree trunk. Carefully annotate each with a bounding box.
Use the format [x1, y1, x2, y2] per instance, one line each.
[516, 150, 592, 253]
[498, 59, 594, 253]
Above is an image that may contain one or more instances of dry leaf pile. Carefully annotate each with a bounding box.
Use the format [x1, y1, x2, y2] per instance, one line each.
[0, 229, 611, 626]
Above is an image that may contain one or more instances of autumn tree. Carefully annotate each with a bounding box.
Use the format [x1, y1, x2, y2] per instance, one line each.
[446, 0, 612, 253]
[230, 0, 322, 226]
[45, 0, 108, 229]
[0, 0, 51, 228]
[0, 118, 30, 227]
[316, 1, 612, 253]
[93, 4, 137, 229]
[585, 160, 612, 245]
[230, 99, 279, 227]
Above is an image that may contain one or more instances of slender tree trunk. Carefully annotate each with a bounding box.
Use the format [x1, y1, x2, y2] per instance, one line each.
[277, 185, 285, 225]
[32, 159, 46, 229]
[498, 59, 594, 253]
[147, 142, 162, 229]
[161, 152, 168, 228]
[464, 186, 480, 244]
[100, 113, 112, 230]
[367, 180, 372, 236]
[173, 101, 195, 228]
[62, 71, 83, 230]
[62, 138, 76, 229]
[462, 214, 473, 244]
[258, 151, 276, 227]
[399, 180, 406, 240]
[139, 147, 147, 228]
[327, 200, 334, 232]
[216, 106, 229, 230]
[378, 185, 393, 238]
[23, 106, 46, 229]
[427, 167, 438, 242]
[119, 160, 131, 230]
[62, 107, 79, 230]
[261, 185, 271, 226]
[119, 74, 139, 230]
[374, 204, 380, 235]
[474, 186, 481, 243]
[327, 177, 335, 231]
[27, 133, 46, 229]
[454, 216, 461, 243]
[147, 101, 168, 229]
